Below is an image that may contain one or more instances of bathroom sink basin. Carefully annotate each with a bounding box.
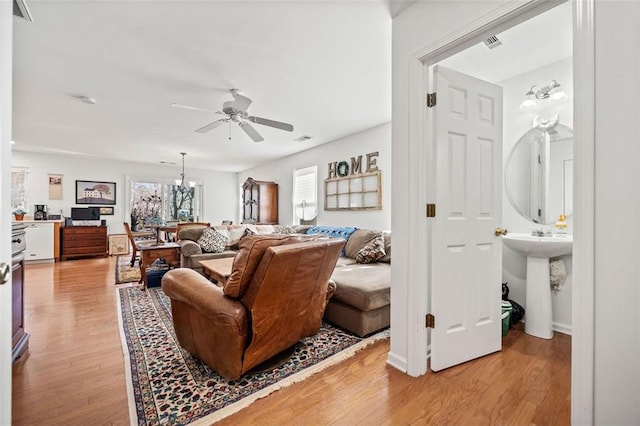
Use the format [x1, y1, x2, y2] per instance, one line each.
[502, 233, 573, 258]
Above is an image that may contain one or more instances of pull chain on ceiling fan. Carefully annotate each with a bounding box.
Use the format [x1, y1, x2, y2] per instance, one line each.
[171, 89, 294, 142]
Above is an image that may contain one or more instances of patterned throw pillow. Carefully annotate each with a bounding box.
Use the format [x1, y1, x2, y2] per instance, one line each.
[355, 233, 386, 264]
[197, 228, 228, 253]
[273, 224, 297, 234]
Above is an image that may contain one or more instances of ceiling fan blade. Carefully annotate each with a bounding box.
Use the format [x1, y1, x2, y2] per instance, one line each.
[170, 103, 217, 114]
[195, 119, 227, 133]
[238, 121, 264, 142]
[248, 116, 294, 132]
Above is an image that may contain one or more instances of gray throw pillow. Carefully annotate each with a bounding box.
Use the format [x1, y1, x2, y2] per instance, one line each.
[197, 228, 228, 253]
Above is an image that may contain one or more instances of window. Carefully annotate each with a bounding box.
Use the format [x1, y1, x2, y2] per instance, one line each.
[293, 165, 318, 224]
[11, 167, 29, 212]
[129, 180, 202, 231]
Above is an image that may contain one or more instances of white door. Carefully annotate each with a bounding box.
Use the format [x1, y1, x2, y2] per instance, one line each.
[0, 2, 13, 422]
[430, 65, 503, 371]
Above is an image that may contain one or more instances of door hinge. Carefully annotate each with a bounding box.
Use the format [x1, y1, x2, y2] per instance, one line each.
[426, 203, 436, 218]
[426, 313, 435, 328]
[426, 92, 437, 108]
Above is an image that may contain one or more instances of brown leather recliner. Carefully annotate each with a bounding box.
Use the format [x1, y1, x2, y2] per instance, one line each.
[161, 234, 345, 380]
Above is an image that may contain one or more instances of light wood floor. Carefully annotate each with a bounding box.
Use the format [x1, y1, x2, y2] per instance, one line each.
[12, 257, 571, 425]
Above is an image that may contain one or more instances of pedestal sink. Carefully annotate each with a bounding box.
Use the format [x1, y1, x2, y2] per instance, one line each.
[502, 233, 573, 339]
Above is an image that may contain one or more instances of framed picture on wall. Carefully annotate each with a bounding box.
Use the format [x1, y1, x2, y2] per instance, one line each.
[99, 206, 114, 215]
[76, 180, 116, 205]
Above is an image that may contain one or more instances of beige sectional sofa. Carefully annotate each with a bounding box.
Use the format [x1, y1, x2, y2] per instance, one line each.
[176, 224, 391, 337]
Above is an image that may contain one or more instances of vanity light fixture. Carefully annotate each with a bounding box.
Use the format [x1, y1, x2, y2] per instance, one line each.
[519, 79, 568, 110]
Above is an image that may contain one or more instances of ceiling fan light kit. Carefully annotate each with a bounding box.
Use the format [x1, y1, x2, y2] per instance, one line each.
[172, 90, 294, 142]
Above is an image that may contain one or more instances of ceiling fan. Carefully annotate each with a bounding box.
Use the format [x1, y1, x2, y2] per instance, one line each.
[171, 89, 294, 142]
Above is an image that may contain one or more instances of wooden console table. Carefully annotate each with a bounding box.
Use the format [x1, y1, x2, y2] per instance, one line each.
[139, 242, 180, 290]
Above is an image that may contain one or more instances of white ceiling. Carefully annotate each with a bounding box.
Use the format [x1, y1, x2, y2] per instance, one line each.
[439, 2, 572, 83]
[12, 1, 571, 173]
[12, 1, 392, 172]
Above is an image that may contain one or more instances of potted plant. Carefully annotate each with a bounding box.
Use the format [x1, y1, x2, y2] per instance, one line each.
[13, 208, 26, 221]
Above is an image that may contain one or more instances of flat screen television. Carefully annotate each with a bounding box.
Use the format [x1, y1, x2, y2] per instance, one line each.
[71, 207, 100, 220]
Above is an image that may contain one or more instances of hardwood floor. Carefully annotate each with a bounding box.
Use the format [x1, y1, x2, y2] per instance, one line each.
[12, 257, 571, 425]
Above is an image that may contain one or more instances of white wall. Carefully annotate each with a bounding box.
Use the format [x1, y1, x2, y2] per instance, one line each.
[593, 1, 640, 422]
[237, 122, 391, 230]
[500, 57, 573, 333]
[11, 151, 238, 235]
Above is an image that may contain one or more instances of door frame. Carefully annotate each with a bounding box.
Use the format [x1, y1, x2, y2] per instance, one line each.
[0, 2, 12, 423]
[404, 0, 595, 423]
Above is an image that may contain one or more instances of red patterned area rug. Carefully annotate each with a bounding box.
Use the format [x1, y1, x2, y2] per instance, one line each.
[115, 255, 141, 284]
[116, 287, 389, 425]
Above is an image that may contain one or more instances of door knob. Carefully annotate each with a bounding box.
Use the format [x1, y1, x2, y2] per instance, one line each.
[495, 227, 508, 236]
[0, 263, 10, 285]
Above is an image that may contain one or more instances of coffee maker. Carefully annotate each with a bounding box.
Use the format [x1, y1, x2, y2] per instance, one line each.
[34, 204, 48, 220]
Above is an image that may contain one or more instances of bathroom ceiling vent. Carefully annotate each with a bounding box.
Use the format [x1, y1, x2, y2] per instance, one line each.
[483, 35, 502, 50]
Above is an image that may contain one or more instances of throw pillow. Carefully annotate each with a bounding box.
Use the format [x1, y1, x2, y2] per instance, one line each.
[306, 226, 357, 256]
[197, 228, 228, 253]
[355, 233, 386, 264]
[273, 224, 297, 234]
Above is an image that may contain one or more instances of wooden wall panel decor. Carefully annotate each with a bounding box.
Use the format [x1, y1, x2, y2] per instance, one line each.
[324, 170, 382, 211]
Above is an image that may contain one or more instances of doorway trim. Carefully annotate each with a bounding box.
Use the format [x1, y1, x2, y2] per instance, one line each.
[404, 0, 595, 422]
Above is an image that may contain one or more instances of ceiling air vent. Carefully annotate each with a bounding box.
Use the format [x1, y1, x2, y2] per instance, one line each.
[483, 35, 502, 50]
[13, 0, 33, 22]
[293, 135, 313, 142]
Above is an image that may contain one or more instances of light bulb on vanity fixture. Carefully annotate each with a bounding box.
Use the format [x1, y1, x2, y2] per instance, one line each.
[519, 79, 568, 110]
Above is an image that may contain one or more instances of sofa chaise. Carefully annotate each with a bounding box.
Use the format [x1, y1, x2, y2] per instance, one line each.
[176, 224, 391, 337]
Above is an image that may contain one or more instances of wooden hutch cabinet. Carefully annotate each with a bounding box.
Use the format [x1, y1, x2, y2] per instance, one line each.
[241, 177, 278, 224]
[60, 226, 108, 260]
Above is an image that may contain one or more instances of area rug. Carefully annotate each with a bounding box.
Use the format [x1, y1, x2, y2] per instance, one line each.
[115, 255, 141, 284]
[117, 286, 388, 425]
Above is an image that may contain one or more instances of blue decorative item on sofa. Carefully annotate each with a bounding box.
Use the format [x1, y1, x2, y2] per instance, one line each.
[306, 226, 357, 255]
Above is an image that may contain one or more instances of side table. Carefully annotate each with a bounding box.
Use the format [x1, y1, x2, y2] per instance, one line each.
[139, 242, 180, 290]
[199, 257, 234, 285]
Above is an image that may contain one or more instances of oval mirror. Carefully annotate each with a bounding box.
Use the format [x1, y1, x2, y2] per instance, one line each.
[505, 123, 573, 225]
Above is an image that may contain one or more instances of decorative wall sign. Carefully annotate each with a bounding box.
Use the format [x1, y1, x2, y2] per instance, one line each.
[76, 180, 116, 205]
[99, 206, 114, 215]
[327, 152, 379, 179]
[48, 174, 63, 200]
[324, 152, 382, 211]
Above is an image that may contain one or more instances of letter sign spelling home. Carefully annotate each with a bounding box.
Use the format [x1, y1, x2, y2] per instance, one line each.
[324, 151, 382, 211]
[366, 151, 379, 172]
[327, 161, 337, 179]
[327, 151, 379, 177]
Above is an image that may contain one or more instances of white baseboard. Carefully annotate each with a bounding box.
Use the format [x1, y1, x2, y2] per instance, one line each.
[552, 322, 572, 336]
[386, 351, 407, 373]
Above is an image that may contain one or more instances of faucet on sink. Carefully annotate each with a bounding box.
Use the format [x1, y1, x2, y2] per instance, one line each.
[531, 228, 552, 237]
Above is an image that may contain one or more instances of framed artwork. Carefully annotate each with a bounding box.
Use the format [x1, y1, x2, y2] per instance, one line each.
[76, 180, 116, 205]
[99, 206, 114, 215]
[108, 234, 130, 256]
